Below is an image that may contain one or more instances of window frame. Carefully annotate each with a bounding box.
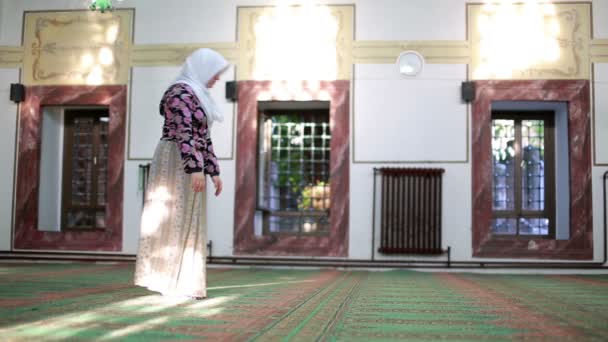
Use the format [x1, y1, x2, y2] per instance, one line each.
[61, 109, 109, 231]
[491, 110, 556, 238]
[256, 105, 331, 237]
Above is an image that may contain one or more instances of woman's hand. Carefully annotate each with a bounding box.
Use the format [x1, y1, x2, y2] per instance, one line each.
[191, 172, 205, 192]
[211, 175, 223, 196]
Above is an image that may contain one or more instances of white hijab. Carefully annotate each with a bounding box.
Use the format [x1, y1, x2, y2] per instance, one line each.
[172, 48, 229, 127]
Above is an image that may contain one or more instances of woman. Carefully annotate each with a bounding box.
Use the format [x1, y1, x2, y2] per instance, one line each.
[134, 48, 228, 299]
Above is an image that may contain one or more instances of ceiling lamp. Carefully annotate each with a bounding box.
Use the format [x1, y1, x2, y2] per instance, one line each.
[90, 0, 113, 13]
[396, 51, 424, 77]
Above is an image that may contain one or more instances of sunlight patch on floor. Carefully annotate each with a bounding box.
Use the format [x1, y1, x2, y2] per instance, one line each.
[0, 294, 237, 340]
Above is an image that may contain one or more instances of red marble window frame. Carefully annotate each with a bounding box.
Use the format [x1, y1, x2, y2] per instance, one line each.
[472, 80, 592, 259]
[13, 85, 126, 251]
[233, 81, 349, 256]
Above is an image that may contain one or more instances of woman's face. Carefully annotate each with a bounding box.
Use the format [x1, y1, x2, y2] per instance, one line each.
[206, 71, 222, 88]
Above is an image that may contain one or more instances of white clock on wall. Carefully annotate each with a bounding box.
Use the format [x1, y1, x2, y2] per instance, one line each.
[397, 50, 424, 77]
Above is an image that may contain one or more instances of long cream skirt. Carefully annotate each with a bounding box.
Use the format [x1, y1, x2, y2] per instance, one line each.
[134, 140, 207, 298]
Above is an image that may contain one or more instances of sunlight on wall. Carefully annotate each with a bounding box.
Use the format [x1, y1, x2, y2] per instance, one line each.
[256, 80, 331, 103]
[76, 24, 118, 85]
[474, 0, 560, 79]
[253, 0, 338, 81]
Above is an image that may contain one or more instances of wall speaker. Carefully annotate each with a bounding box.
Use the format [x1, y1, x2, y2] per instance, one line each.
[10, 83, 25, 103]
[461, 81, 475, 103]
[225, 81, 237, 102]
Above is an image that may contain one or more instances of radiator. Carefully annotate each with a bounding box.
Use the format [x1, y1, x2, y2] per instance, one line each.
[376, 167, 445, 255]
[139, 163, 151, 206]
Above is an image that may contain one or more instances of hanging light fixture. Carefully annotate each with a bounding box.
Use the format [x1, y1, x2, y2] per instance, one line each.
[90, 0, 113, 13]
[396, 51, 424, 77]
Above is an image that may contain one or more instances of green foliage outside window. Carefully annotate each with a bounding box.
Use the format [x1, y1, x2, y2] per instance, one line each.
[270, 114, 330, 210]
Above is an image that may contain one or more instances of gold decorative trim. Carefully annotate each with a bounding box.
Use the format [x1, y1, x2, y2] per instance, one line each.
[236, 7, 260, 81]
[335, 6, 354, 80]
[131, 39, 470, 70]
[0, 47, 24, 68]
[23, 10, 133, 85]
[8, 4, 598, 79]
[353, 41, 470, 64]
[590, 39, 608, 63]
[132, 43, 239, 66]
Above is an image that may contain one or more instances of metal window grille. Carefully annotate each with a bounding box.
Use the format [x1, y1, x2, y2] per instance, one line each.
[258, 110, 330, 235]
[62, 110, 110, 230]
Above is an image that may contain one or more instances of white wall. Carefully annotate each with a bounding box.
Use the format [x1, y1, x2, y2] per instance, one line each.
[130, 0, 237, 44]
[593, 168, 607, 265]
[595, 64, 608, 165]
[594, 63, 608, 265]
[1, 0, 606, 260]
[129, 66, 179, 159]
[0, 69, 19, 251]
[0, 0, 476, 45]
[37, 107, 63, 232]
[350, 163, 472, 261]
[0, 0, 600, 45]
[354, 64, 467, 162]
[355, 0, 467, 40]
[350, 63, 470, 260]
[0, 0, 93, 45]
[206, 161, 236, 257]
[116, 0, 473, 258]
[122, 160, 146, 254]
[0, 0, 236, 44]
[595, 0, 608, 38]
[0, 0, 3, 42]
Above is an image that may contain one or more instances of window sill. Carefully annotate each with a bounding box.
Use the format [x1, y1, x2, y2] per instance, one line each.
[491, 234, 554, 240]
[474, 235, 592, 260]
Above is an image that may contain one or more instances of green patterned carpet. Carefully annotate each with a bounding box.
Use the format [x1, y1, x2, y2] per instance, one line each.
[1, 263, 607, 341]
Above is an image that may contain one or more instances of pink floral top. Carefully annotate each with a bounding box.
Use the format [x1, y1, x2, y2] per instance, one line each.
[160, 83, 220, 176]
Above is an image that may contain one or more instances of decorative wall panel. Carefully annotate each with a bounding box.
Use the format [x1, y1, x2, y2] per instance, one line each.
[237, 5, 354, 81]
[22, 10, 133, 85]
[468, 3, 591, 80]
